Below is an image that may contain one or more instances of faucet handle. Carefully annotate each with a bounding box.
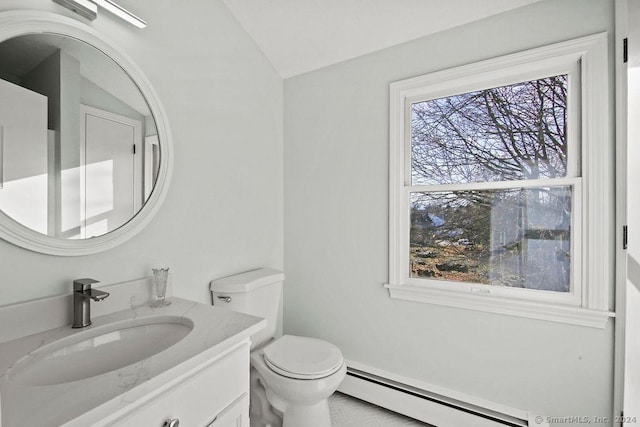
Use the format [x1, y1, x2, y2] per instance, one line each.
[73, 278, 100, 291]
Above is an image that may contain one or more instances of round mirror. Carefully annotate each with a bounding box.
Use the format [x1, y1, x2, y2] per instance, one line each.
[0, 11, 172, 255]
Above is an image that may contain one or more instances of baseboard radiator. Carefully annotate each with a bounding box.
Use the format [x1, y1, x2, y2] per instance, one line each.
[338, 367, 546, 427]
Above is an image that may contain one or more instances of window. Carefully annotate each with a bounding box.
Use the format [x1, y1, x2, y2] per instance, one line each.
[386, 34, 613, 328]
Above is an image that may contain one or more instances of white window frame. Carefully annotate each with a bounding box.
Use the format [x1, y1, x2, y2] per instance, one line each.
[385, 33, 614, 328]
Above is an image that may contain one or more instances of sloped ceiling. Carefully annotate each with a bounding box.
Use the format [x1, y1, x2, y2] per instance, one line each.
[222, 0, 544, 78]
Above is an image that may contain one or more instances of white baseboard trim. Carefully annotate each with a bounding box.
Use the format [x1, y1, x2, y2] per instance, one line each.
[337, 360, 548, 427]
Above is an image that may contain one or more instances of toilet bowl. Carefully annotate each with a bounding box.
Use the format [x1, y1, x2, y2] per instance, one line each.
[250, 335, 346, 427]
[210, 268, 346, 427]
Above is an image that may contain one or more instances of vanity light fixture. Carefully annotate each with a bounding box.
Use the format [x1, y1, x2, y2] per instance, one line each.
[91, 0, 147, 29]
[52, 0, 146, 29]
[52, 0, 97, 21]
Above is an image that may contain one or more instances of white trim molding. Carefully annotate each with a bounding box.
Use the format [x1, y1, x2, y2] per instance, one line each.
[613, 0, 630, 420]
[385, 283, 614, 328]
[387, 33, 613, 328]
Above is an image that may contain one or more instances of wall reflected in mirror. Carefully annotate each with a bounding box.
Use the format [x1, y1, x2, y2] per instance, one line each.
[0, 33, 159, 239]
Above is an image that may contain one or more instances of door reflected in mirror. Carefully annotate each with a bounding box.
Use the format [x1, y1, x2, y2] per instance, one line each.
[0, 33, 160, 239]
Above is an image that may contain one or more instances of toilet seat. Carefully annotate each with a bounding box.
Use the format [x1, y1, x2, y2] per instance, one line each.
[262, 335, 344, 380]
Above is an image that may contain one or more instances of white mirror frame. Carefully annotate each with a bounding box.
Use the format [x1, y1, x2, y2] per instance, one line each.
[0, 10, 173, 256]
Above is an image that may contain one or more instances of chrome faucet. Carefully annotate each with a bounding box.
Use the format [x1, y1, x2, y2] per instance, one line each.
[72, 278, 109, 328]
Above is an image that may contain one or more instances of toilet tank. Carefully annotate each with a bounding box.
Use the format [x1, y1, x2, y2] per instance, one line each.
[210, 268, 284, 349]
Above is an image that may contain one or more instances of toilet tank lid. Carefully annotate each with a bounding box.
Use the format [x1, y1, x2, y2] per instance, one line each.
[210, 268, 285, 293]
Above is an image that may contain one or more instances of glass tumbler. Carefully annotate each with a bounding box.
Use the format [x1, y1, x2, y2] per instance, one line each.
[151, 267, 171, 307]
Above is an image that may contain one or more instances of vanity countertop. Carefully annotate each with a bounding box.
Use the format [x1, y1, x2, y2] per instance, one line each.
[0, 296, 265, 426]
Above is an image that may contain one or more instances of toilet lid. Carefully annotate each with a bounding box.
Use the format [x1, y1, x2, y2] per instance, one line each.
[262, 335, 344, 380]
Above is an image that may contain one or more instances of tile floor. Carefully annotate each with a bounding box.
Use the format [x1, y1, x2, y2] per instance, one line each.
[329, 392, 431, 427]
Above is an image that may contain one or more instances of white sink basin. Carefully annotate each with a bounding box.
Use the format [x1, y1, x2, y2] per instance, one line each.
[8, 316, 193, 386]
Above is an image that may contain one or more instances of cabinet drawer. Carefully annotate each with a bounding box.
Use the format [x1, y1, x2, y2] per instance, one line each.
[112, 342, 250, 427]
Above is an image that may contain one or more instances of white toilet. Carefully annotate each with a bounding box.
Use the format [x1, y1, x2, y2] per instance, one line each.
[210, 268, 346, 427]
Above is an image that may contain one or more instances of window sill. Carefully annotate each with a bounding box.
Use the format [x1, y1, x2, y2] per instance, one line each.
[384, 283, 614, 329]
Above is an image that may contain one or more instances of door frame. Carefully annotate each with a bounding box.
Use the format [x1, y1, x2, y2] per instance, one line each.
[614, 0, 629, 423]
[79, 104, 142, 238]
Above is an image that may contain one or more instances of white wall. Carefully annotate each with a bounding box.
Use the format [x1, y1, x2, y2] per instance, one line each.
[0, 0, 283, 306]
[283, 0, 615, 422]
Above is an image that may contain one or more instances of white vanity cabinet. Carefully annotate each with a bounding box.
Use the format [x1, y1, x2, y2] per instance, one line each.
[105, 341, 250, 427]
[0, 290, 265, 427]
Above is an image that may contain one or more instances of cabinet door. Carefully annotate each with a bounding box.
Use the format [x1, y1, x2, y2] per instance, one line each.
[207, 393, 249, 427]
[110, 343, 249, 427]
